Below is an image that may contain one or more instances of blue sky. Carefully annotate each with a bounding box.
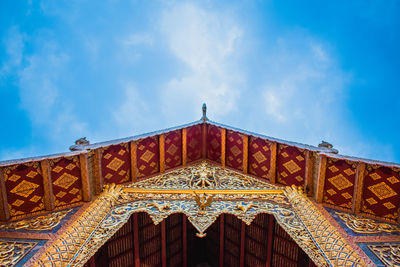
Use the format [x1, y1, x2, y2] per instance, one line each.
[0, 0, 399, 163]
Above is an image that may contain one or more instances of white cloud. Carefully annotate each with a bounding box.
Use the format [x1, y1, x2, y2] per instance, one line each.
[159, 3, 244, 120]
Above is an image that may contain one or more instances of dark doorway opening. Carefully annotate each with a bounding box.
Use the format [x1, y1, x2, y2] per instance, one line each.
[85, 212, 316, 267]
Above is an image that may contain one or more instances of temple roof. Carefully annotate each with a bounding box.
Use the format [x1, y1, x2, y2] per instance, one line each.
[0, 105, 399, 224]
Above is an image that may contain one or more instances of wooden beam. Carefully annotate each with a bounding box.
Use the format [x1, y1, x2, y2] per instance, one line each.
[0, 168, 10, 221]
[202, 123, 207, 159]
[130, 141, 137, 182]
[266, 215, 274, 267]
[79, 154, 92, 202]
[315, 155, 327, 203]
[183, 214, 187, 267]
[269, 142, 277, 184]
[240, 221, 246, 267]
[242, 135, 248, 174]
[133, 213, 140, 267]
[41, 159, 55, 211]
[93, 149, 103, 195]
[221, 128, 226, 167]
[159, 134, 165, 173]
[304, 151, 314, 196]
[182, 128, 187, 166]
[353, 163, 366, 214]
[161, 220, 167, 267]
[219, 214, 225, 267]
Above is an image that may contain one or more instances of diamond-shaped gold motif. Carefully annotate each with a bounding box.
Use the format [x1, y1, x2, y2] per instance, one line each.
[149, 142, 156, 148]
[237, 139, 242, 145]
[262, 146, 269, 152]
[30, 195, 41, 203]
[281, 152, 288, 158]
[328, 165, 339, 173]
[261, 166, 268, 172]
[12, 199, 25, 207]
[252, 143, 258, 149]
[188, 139, 198, 149]
[341, 192, 352, 200]
[281, 172, 288, 178]
[387, 176, 400, 184]
[10, 180, 39, 198]
[327, 189, 336, 196]
[26, 171, 38, 178]
[139, 165, 146, 171]
[54, 173, 78, 190]
[106, 158, 124, 171]
[368, 182, 397, 200]
[104, 153, 112, 159]
[343, 168, 355, 176]
[228, 136, 234, 142]
[383, 202, 395, 209]
[283, 160, 301, 174]
[230, 146, 241, 157]
[296, 155, 304, 161]
[53, 166, 63, 173]
[105, 173, 113, 179]
[7, 174, 21, 182]
[328, 174, 353, 191]
[295, 176, 303, 182]
[366, 198, 377, 205]
[166, 158, 171, 163]
[253, 151, 267, 164]
[118, 149, 126, 156]
[138, 145, 145, 151]
[140, 150, 155, 163]
[56, 191, 67, 198]
[210, 139, 219, 150]
[65, 163, 76, 171]
[150, 162, 156, 168]
[119, 170, 127, 176]
[166, 144, 178, 155]
[370, 172, 381, 180]
[69, 188, 79, 195]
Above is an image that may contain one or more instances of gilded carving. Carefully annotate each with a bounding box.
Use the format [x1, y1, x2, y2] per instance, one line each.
[335, 212, 400, 234]
[0, 209, 72, 232]
[32, 161, 365, 267]
[368, 244, 400, 267]
[0, 240, 37, 266]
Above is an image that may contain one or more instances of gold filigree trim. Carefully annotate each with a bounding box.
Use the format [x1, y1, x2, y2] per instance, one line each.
[32, 161, 365, 267]
[0, 240, 38, 266]
[0, 209, 72, 232]
[336, 212, 400, 234]
[368, 244, 400, 267]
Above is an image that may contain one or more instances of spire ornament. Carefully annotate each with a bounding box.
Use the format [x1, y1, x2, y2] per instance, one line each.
[201, 103, 208, 121]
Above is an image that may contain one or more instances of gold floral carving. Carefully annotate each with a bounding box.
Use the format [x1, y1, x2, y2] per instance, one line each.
[335, 212, 400, 234]
[0, 209, 72, 232]
[32, 161, 365, 267]
[0, 240, 38, 266]
[368, 244, 400, 267]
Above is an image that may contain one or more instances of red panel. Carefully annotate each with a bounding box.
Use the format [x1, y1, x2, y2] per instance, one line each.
[244, 214, 269, 267]
[272, 220, 299, 266]
[226, 130, 243, 171]
[186, 125, 202, 163]
[137, 137, 159, 179]
[51, 157, 82, 208]
[207, 125, 221, 163]
[248, 137, 271, 181]
[4, 162, 45, 217]
[224, 214, 241, 267]
[361, 166, 400, 221]
[164, 130, 182, 170]
[101, 144, 130, 184]
[276, 145, 306, 186]
[323, 159, 356, 210]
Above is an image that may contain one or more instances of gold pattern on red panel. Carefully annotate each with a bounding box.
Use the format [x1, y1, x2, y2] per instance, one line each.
[248, 137, 271, 180]
[165, 130, 182, 170]
[226, 130, 243, 171]
[101, 143, 130, 184]
[137, 136, 159, 178]
[207, 125, 221, 163]
[322, 159, 356, 209]
[50, 157, 83, 208]
[361, 166, 400, 221]
[4, 162, 45, 217]
[276, 145, 306, 186]
[186, 125, 202, 162]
